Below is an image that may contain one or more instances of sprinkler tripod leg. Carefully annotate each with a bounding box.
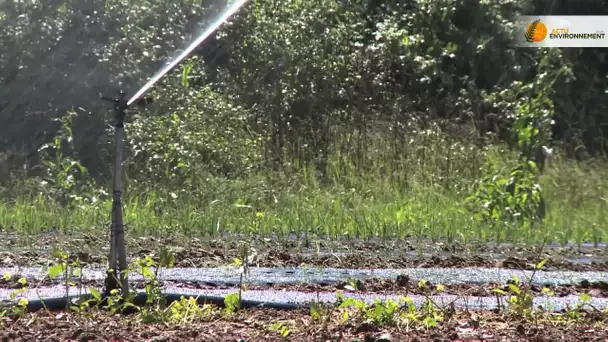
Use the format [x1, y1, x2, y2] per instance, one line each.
[104, 208, 118, 296]
[103, 196, 129, 300]
[104, 120, 129, 298]
[114, 192, 129, 297]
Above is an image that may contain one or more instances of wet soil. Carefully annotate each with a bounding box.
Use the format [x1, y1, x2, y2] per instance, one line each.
[165, 276, 608, 298]
[1, 307, 607, 341]
[1, 231, 608, 272]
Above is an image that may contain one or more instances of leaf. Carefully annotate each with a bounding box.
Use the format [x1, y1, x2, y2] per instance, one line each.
[224, 292, 241, 312]
[53, 250, 69, 260]
[48, 264, 65, 279]
[10, 288, 26, 300]
[140, 266, 154, 280]
[90, 288, 102, 301]
[17, 298, 28, 307]
[508, 284, 521, 295]
[423, 316, 437, 328]
[159, 247, 176, 268]
[536, 258, 548, 270]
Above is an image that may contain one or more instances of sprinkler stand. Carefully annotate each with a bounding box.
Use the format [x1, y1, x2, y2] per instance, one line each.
[101, 90, 152, 298]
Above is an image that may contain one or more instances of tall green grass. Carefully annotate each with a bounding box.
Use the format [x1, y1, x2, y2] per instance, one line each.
[0, 125, 606, 248]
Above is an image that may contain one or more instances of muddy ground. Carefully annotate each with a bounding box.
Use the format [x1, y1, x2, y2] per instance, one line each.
[1, 307, 607, 342]
[2, 231, 608, 341]
[167, 276, 608, 298]
[1, 231, 608, 271]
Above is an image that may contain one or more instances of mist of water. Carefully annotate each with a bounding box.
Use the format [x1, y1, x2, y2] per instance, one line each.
[127, 0, 249, 106]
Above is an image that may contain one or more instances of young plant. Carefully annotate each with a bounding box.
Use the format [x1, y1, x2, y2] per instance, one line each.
[493, 256, 548, 317]
[338, 294, 406, 327]
[165, 296, 214, 325]
[48, 249, 83, 309]
[224, 241, 253, 314]
[0, 276, 31, 318]
[223, 292, 241, 314]
[268, 321, 291, 338]
[136, 248, 176, 321]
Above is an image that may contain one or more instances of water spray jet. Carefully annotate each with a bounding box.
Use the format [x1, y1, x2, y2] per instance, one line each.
[127, 0, 249, 106]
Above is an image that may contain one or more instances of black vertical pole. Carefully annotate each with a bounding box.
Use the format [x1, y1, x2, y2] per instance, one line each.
[102, 90, 130, 297]
[101, 90, 152, 298]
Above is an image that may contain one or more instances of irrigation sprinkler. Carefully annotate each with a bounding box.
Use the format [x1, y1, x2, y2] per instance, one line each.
[101, 90, 153, 297]
[98, 0, 249, 301]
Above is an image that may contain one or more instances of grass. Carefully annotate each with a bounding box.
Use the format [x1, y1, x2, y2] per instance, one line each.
[0, 127, 607, 249]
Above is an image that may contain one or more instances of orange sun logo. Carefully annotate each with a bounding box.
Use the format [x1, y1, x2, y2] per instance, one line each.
[525, 19, 548, 42]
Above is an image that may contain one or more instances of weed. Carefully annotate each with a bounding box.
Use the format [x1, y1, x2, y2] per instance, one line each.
[222, 241, 253, 314]
[48, 249, 84, 308]
[224, 292, 241, 314]
[335, 293, 445, 330]
[171, 296, 214, 324]
[492, 242, 548, 318]
[345, 278, 364, 292]
[268, 321, 291, 338]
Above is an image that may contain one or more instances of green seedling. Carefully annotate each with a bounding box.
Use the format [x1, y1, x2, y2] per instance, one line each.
[268, 322, 291, 338]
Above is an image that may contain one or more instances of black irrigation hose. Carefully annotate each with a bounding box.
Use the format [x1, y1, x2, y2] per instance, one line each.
[17, 285, 608, 314]
[25, 292, 309, 313]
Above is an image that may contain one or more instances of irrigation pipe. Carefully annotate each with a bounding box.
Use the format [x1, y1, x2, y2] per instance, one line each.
[9, 287, 608, 314]
[23, 292, 307, 313]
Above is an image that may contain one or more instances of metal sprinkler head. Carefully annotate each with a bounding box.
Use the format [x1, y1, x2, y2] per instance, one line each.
[101, 89, 127, 108]
[101, 90, 153, 125]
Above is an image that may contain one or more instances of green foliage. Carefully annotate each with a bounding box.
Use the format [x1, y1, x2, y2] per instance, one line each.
[467, 158, 545, 228]
[336, 293, 444, 329]
[36, 111, 99, 206]
[164, 296, 214, 325]
[466, 49, 572, 230]
[0, 0, 607, 247]
[223, 292, 241, 313]
[268, 321, 291, 338]
[493, 275, 535, 317]
[126, 82, 262, 189]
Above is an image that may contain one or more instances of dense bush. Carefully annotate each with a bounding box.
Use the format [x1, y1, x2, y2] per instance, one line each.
[0, 0, 607, 240]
